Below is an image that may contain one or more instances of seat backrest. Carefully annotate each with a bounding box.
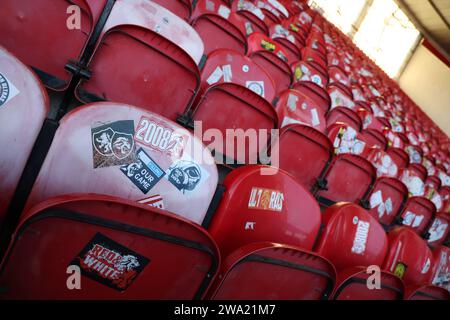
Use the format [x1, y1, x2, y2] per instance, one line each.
[0, 0, 94, 90]
[232, 0, 270, 35]
[431, 245, 450, 292]
[399, 197, 436, 234]
[326, 107, 362, 131]
[292, 60, 328, 88]
[426, 213, 450, 248]
[198, 48, 276, 102]
[291, 82, 331, 114]
[366, 148, 399, 178]
[364, 177, 408, 226]
[315, 154, 376, 206]
[315, 203, 388, 271]
[208, 165, 322, 258]
[331, 266, 404, 300]
[269, 24, 302, 63]
[76, 1, 203, 121]
[382, 227, 434, 286]
[399, 167, 426, 197]
[405, 145, 423, 164]
[327, 123, 369, 157]
[387, 148, 409, 170]
[361, 129, 387, 150]
[328, 65, 350, 87]
[0, 195, 219, 299]
[0, 47, 49, 227]
[327, 83, 355, 110]
[247, 32, 293, 95]
[26, 102, 218, 225]
[191, 1, 247, 56]
[208, 242, 336, 300]
[272, 124, 332, 191]
[275, 89, 326, 131]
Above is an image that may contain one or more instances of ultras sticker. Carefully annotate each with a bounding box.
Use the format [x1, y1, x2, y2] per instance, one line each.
[70, 233, 149, 292]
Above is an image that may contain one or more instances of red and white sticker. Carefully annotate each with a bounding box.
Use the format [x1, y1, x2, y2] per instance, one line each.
[248, 187, 284, 212]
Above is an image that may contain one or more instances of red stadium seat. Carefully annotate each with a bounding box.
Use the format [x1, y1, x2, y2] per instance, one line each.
[75, 1, 203, 121]
[328, 65, 350, 87]
[271, 124, 333, 190]
[275, 89, 326, 131]
[187, 49, 278, 164]
[426, 212, 450, 248]
[0, 195, 219, 299]
[361, 129, 388, 150]
[327, 123, 369, 157]
[208, 165, 322, 258]
[0, 47, 49, 227]
[25, 102, 218, 225]
[326, 107, 362, 132]
[269, 25, 302, 63]
[382, 227, 434, 286]
[0, 0, 95, 90]
[363, 177, 408, 227]
[327, 83, 355, 110]
[247, 33, 293, 96]
[191, 0, 247, 56]
[315, 154, 376, 207]
[366, 148, 399, 178]
[404, 284, 450, 300]
[207, 242, 336, 300]
[398, 197, 436, 234]
[431, 245, 450, 292]
[291, 82, 331, 114]
[315, 203, 388, 271]
[331, 267, 404, 300]
[292, 60, 328, 88]
[387, 148, 409, 170]
[232, 0, 270, 35]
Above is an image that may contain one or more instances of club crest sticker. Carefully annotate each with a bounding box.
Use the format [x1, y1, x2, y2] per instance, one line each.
[167, 160, 202, 193]
[70, 233, 149, 291]
[0, 73, 20, 107]
[92, 120, 135, 168]
[120, 148, 165, 194]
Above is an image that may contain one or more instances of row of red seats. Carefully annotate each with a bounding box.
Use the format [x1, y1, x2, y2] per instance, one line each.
[0, 46, 449, 299]
[0, 0, 448, 299]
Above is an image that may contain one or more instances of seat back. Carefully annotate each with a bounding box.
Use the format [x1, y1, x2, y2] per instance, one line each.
[0, 195, 219, 299]
[383, 227, 434, 286]
[247, 33, 293, 95]
[315, 154, 376, 206]
[0, 47, 49, 226]
[26, 102, 218, 225]
[364, 177, 408, 226]
[209, 243, 336, 300]
[326, 107, 362, 131]
[332, 267, 404, 300]
[292, 61, 328, 88]
[431, 245, 450, 292]
[272, 124, 332, 191]
[0, 0, 94, 90]
[399, 197, 436, 234]
[399, 167, 426, 197]
[208, 165, 322, 258]
[232, 0, 270, 35]
[76, 1, 203, 121]
[366, 148, 399, 178]
[361, 129, 387, 150]
[291, 82, 331, 114]
[315, 203, 388, 271]
[191, 1, 247, 55]
[275, 89, 326, 131]
[327, 83, 355, 110]
[387, 148, 409, 170]
[426, 213, 450, 248]
[327, 123, 369, 157]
